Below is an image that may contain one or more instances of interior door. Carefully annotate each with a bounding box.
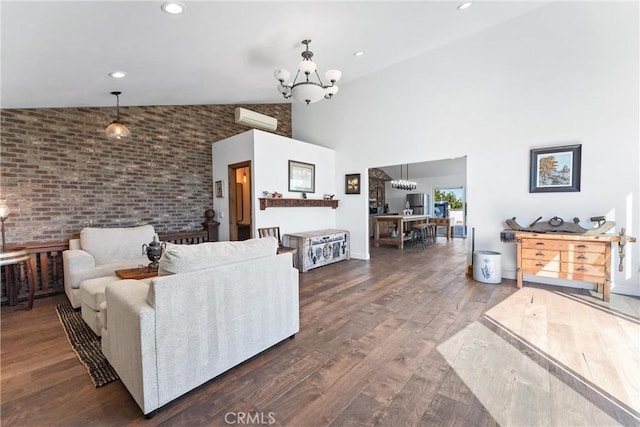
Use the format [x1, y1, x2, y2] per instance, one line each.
[227, 161, 252, 241]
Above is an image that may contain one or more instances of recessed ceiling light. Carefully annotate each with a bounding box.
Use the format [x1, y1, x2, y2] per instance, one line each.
[353, 51, 365, 57]
[161, 2, 185, 15]
[457, 2, 473, 10]
[109, 71, 127, 79]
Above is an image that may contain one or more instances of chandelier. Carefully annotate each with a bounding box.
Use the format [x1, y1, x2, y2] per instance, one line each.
[274, 40, 342, 105]
[105, 91, 131, 140]
[391, 164, 417, 191]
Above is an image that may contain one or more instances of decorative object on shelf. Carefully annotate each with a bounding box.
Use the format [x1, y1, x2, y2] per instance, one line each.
[301, 192, 307, 199]
[323, 194, 335, 200]
[345, 173, 361, 194]
[288, 160, 315, 193]
[530, 144, 581, 193]
[105, 91, 131, 140]
[215, 180, 224, 198]
[0, 201, 9, 252]
[274, 39, 342, 105]
[504, 215, 615, 235]
[391, 164, 417, 190]
[273, 192, 283, 198]
[142, 236, 167, 271]
[262, 191, 272, 198]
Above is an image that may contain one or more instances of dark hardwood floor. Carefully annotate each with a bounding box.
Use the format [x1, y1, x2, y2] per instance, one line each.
[2, 237, 638, 426]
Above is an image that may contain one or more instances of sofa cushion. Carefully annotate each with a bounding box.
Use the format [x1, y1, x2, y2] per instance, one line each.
[158, 237, 278, 276]
[80, 225, 156, 266]
[80, 275, 120, 310]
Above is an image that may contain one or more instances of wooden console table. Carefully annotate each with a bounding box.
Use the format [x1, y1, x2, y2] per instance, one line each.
[259, 198, 339, 210]
[429, 217, 451, 240]
[515, 232, 623, 302]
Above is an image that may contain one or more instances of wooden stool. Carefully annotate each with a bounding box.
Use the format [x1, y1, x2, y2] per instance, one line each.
[0, 249, 35, 310]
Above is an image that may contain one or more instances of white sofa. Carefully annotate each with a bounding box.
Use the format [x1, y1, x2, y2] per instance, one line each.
[62, 225, 156, 309]
[101, 237, 299, 417]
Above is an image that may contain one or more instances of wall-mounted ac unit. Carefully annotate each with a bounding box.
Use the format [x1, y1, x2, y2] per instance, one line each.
[234, 107, 277, 132]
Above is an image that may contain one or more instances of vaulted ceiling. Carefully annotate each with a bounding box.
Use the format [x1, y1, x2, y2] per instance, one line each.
[1, 1, 549, 109]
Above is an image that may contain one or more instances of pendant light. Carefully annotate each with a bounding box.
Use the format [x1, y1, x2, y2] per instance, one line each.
[391, 164, 417, 191]
[105, 91, 131, 140]
[274, 39, 342, 105]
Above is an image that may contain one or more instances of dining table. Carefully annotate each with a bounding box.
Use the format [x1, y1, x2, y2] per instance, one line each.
[373, 214, 429, 249]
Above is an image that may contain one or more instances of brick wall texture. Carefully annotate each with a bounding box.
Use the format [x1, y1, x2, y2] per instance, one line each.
[0, 103, 291, 244]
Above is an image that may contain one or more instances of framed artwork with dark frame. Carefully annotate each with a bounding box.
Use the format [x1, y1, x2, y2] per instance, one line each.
[288, 160, 315, 193]
[215, 180, 224, 198]
[345, 173, 361, 194]
[529, 144, 581, 193]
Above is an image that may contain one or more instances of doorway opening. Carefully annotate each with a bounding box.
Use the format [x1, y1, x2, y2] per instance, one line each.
[227, 161, 252, 241]
[434, 186, 466, 237]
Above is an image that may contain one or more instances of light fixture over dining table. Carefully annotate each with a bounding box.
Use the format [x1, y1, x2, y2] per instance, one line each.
[391, 164, 417, 191]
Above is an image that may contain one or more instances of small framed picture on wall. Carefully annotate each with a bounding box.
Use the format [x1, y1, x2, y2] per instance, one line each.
[288, 160, 315, 193]
[215, 180, 224, 198]
[345, 173, 361, 194]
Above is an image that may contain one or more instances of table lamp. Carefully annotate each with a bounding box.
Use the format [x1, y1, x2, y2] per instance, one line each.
[0, 202, 9, 252]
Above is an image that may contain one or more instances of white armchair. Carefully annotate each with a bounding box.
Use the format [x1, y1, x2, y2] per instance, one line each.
[63, 225, 156, 308]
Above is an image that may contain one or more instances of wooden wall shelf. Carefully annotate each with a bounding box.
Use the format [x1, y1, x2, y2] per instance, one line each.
[259, 198, 339, 210]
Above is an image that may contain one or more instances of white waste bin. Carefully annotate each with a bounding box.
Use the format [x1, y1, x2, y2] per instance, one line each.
[473, 250, 502, 284]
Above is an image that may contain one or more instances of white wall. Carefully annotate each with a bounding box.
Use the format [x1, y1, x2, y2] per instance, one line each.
[211, 132, 254, 241]
[212, 130, 337, 241]
[293, 2, 639, 294]
[252, 130, 336, 238]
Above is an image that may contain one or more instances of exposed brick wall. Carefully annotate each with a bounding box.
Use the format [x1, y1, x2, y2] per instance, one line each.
[0, 103, 291, 244]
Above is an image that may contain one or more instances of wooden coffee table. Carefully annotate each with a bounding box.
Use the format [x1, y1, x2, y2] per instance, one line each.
[115, 267, 158, 280]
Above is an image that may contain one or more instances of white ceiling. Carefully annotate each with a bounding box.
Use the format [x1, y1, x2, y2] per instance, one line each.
[379, 156, 467, 181]
[1, 1, 549, 109]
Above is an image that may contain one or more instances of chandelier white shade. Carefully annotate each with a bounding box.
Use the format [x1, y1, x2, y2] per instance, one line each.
[391, 164, 417, 191]
[274, 40, 341, 105]
[105, 91, 131, 140]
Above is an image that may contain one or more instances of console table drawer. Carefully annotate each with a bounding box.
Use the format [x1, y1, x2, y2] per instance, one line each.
[522, 259, 560, 273]
[521, 239, 605, 253]
[562, 262, 605, 276]
[561, 251, 605, 264]
[521, 249, 560, 262]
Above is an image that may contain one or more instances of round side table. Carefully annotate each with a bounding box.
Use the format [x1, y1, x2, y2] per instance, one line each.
[0, 249, 35, 310]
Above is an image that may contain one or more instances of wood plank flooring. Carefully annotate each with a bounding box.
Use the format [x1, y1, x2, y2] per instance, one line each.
[2, 237, 639, 426]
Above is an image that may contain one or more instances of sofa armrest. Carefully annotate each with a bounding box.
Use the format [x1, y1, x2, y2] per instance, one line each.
[63, 249, 97, 307]
[63, 249, 96, 286]
[103, 280, 158, 415]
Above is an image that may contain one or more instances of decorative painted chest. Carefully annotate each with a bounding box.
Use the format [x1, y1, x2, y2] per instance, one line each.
[282, 229, 350, 273]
